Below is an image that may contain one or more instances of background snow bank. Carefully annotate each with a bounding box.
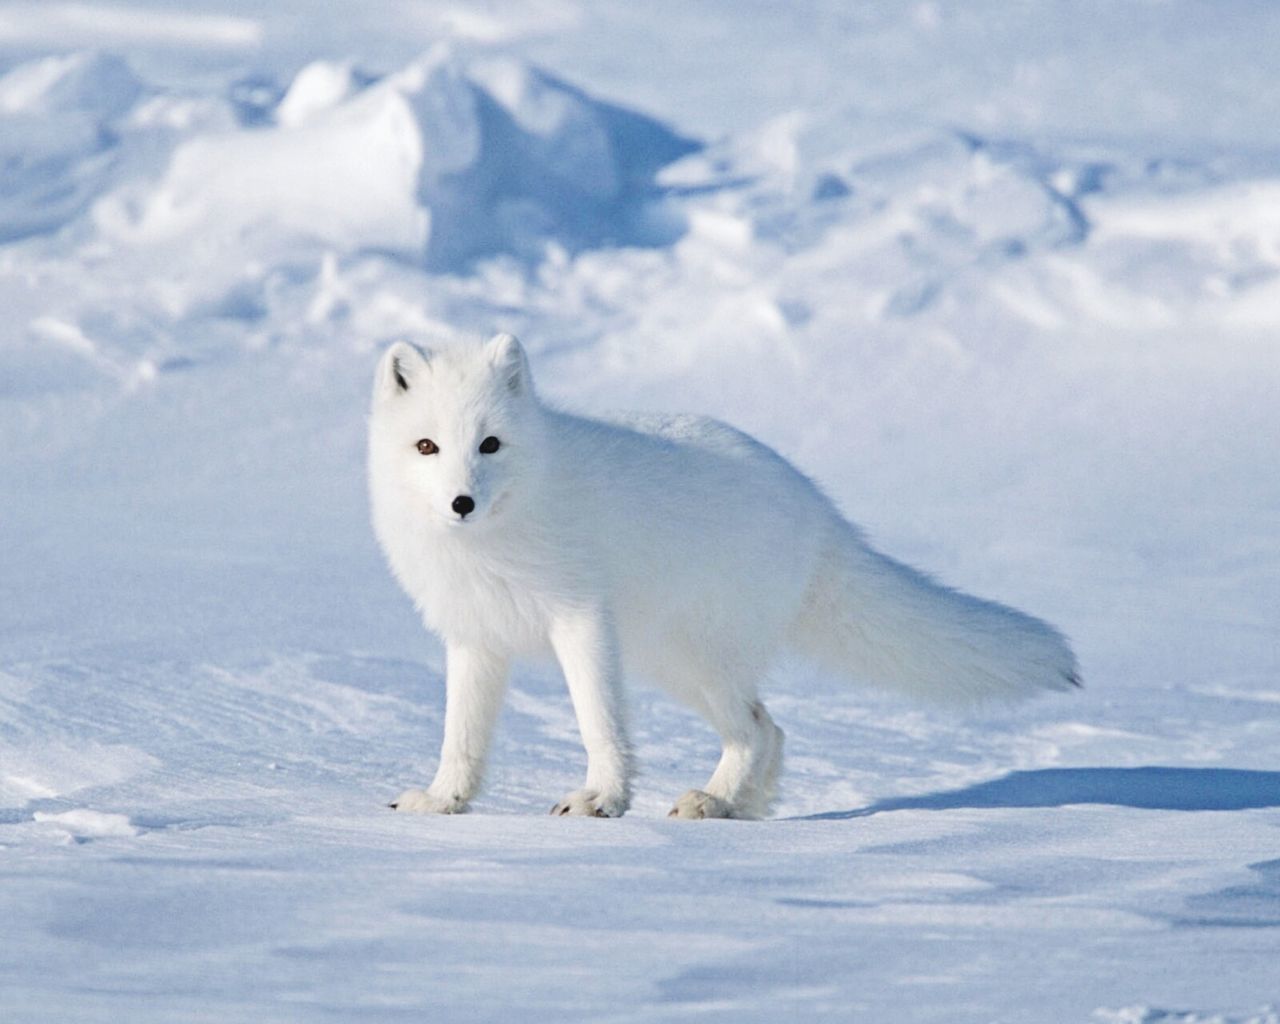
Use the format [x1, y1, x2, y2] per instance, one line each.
[78, 46, 694, 270]
[1, 2, 1277, 1022]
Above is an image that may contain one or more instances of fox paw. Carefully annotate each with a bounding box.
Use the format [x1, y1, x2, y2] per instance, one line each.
[668, 790, 735, 820]
[550, 788, 628, 818]
[388, 788, 466, 814]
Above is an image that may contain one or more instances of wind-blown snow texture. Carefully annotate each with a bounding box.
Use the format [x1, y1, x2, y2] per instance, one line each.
[2, 2, 1278, 1021]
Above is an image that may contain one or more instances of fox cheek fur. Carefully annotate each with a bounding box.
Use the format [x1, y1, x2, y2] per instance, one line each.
[369, 332, 1079, 820]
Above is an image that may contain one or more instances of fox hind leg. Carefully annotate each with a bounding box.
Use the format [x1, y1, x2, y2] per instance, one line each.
[669, 697, 784, 820]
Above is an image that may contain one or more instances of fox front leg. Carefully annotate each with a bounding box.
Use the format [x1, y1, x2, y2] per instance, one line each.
[548, 607, 633, 817]
[391, 643, 509, 814]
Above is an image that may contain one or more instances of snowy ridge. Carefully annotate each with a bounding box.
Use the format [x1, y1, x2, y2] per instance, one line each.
[3, 45, 694, 264]
[1095, 1008, 1279, 1024]
[102, 47, 695, 269]
[2, 4, 1278, 1021]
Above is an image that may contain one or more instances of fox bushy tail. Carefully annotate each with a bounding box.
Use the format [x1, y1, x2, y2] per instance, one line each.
[791, 522, 1080, 702]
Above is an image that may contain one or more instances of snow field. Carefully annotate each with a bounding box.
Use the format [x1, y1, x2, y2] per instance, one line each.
[1, 2, 1278, 1020]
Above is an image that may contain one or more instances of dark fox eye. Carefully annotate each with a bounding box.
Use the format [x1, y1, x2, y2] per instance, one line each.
[416, 438, 438, 455]
[479, 436, 501, 454]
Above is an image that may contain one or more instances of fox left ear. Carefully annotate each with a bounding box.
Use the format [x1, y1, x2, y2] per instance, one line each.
[488, 332, 531, 396]
[375, 341, 431, 399]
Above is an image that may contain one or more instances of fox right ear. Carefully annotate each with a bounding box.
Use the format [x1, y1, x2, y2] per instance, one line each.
[376, 341, 430, 398]
[488, 332, 531, 396]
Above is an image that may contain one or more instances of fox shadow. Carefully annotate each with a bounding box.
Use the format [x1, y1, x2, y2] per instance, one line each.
[800, 766, 1280, 820]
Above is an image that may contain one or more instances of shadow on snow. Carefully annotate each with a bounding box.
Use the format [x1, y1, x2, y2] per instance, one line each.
[799, 766, 1280, 820]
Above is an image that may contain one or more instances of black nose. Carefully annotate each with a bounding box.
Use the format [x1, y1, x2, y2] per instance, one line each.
[451, 495, 475, 517]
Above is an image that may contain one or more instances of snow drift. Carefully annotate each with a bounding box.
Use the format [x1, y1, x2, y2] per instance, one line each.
[0, 51, 143, 241]
[96, 47, 697, 268]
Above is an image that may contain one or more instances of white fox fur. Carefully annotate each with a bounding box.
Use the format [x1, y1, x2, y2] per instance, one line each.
[369, 334, 1079, 820]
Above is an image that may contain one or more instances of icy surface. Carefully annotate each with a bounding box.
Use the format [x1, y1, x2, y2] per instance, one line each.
[1, 2, 1277, 1021]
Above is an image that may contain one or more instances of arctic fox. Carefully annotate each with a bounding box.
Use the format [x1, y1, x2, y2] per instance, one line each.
[369, 334, 1079, 820]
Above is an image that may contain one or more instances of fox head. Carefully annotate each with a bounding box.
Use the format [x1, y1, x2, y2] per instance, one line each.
[369, 333, 545, 531]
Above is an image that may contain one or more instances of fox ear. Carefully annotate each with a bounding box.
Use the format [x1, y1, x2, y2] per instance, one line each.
[376, 341, 430, 398]
[488, 332, 531, 395]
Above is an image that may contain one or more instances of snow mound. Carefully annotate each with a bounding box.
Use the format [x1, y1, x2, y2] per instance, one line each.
[0, 52, 144, 241]
[103, 48, 697, 268]
[1090, 179, 1280, 254]
[275, 60, 365, 128]
[33, 809, 141, 839]
[0, 51, 142, 118]
[1094, 1007, 1280, 1024]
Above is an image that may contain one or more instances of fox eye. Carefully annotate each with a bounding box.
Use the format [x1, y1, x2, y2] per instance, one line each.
[415, 438, 438, 455]
[478, 436, 501, 454]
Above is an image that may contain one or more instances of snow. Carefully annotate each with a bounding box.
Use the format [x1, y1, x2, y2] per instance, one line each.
[1, 1, 1278, 1020]
[32, 808, 142, 839]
